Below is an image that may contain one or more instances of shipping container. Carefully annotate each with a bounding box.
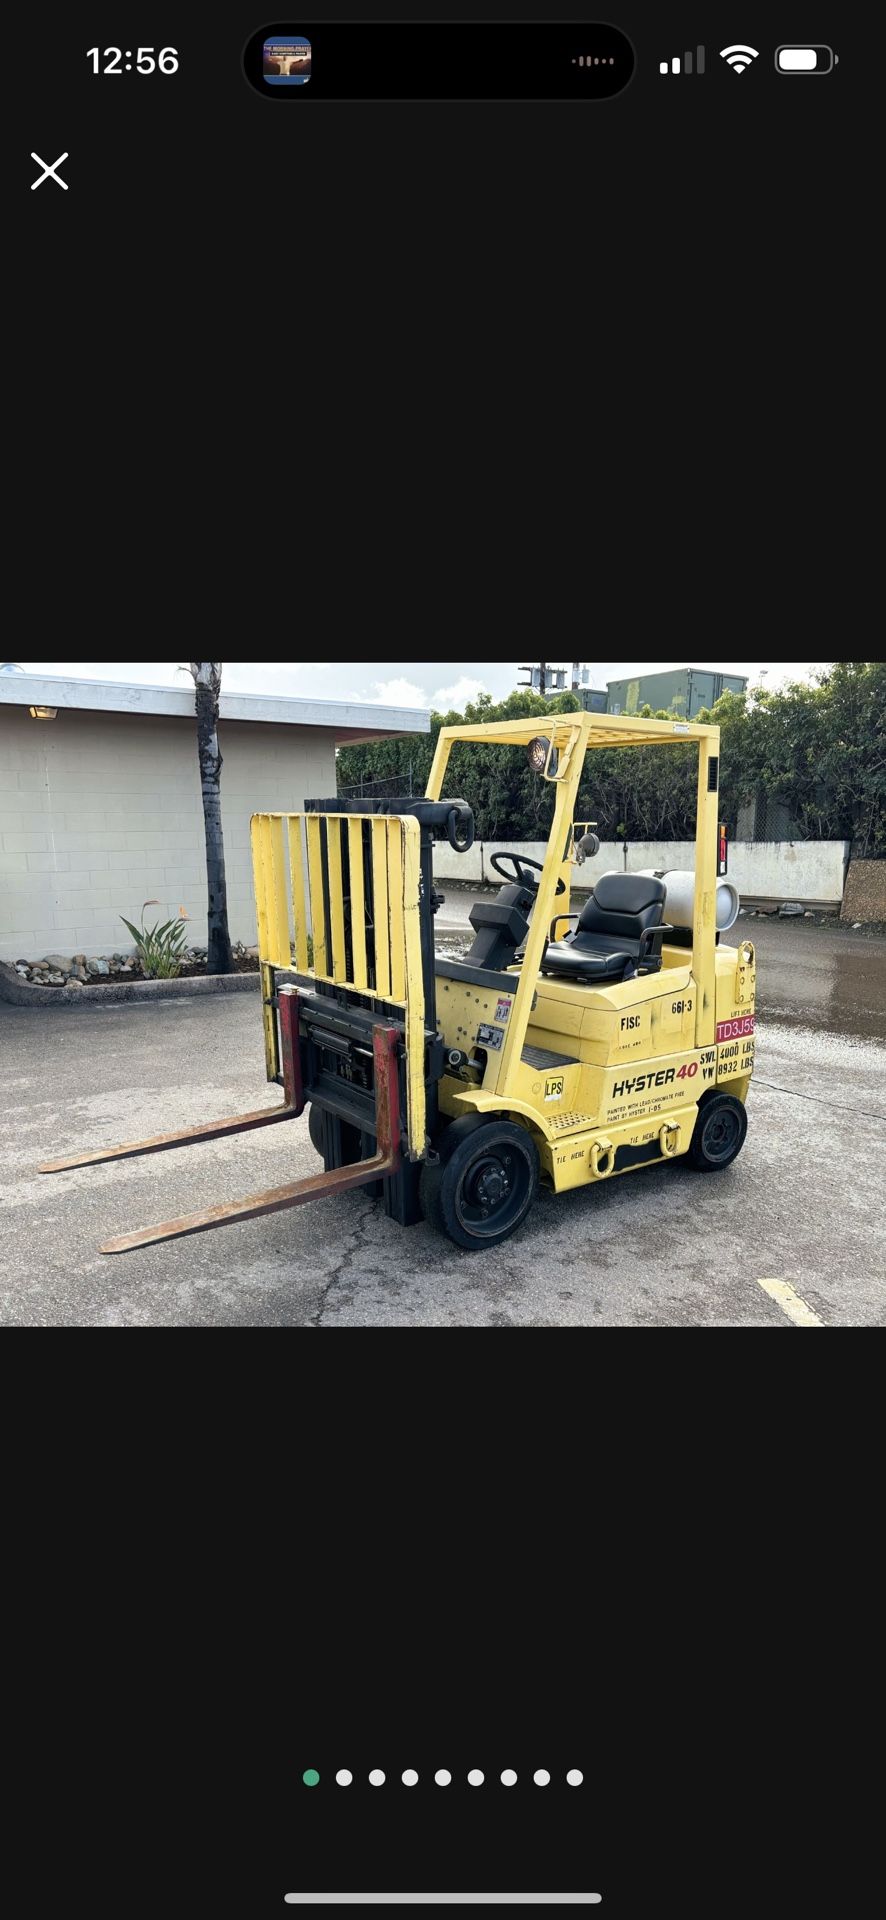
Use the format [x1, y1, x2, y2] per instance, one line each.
[606, 668, 747, 719]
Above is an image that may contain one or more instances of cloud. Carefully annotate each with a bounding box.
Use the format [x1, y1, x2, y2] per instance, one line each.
[431, 676, 490, 711]
[345, 674, 492, 712]
[349, 677, 430, 708]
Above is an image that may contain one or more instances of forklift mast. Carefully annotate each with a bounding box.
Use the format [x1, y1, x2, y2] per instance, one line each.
[288, 796, 475, 1222]
[41, 796, 476, 1249]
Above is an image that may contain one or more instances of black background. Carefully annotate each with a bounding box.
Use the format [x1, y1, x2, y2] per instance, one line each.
[20, 3, 860, 647]
[14, 1350, 839, 1920]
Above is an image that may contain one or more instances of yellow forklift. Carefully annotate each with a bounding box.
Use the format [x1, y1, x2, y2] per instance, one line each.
[42, 712, 756, 1254]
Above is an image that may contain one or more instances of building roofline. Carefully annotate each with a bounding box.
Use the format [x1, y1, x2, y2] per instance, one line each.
[0, 673, 431, 741]
[606, 667, 748, 684]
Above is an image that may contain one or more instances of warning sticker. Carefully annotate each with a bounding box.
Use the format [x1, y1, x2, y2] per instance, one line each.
[495, 999, 513, 1024]
[716, 1015, 755, 1043]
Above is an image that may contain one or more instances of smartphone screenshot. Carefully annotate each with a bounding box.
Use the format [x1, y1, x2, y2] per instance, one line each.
[15, 13, 864, 1920]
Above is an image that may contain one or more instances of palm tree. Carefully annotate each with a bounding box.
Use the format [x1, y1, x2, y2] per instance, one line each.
[188, 662, 234, 975]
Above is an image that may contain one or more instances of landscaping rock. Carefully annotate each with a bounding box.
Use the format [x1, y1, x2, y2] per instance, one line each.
[15, 964, 29, 976]
[95, 958, 110, 976]
[70, 965, 90, 983]
[42, 954, 73, 973]
[805, 911, 815, 918]
[86, 959, 101, 975]
[779, 902, 804, 916]
[66, 977, 85, 989]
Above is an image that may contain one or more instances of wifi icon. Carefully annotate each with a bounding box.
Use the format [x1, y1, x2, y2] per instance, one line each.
[720, 44, 759, 74]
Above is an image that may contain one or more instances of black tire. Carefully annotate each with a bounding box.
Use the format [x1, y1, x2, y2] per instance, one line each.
[688, 1093, 748, 1173]
[423, 1120, 540, 1252]
[308, 1107, 383, 1197]
[309, 1105, 362, 1163]
[420, 1114, 489, 1238]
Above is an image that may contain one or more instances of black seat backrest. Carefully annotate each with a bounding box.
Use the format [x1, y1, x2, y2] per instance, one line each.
[578, 874, 666, 946]
[465, 882, 534, 973]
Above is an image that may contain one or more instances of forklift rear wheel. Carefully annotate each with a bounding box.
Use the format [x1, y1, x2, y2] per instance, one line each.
[421, 1121, 540, 1251]
[688, 1093, 748, 1173]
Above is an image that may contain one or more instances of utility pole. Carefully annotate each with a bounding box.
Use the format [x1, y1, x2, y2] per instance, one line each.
[519, 661, 550, 696]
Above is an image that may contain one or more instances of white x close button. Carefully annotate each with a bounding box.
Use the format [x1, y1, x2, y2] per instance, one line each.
[31, 152, 69, 190]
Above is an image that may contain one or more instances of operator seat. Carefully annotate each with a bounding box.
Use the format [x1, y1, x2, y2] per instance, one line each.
[541, 873, 669, 984]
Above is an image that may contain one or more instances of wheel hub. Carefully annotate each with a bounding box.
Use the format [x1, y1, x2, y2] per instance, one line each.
[704, 1109, 740, 1161]
[474, 1162, 508, 1208]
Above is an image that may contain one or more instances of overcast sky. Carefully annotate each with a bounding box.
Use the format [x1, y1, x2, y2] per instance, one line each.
[14, 659, 825, 710]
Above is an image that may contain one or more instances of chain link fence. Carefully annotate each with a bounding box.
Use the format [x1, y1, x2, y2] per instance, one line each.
[735, 790, 803, 842]
[338, 769, 416, 803]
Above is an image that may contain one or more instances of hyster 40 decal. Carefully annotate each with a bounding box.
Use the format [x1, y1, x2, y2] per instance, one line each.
[612, 1066, 688, 1097]
[606, 1053, 707, 1123]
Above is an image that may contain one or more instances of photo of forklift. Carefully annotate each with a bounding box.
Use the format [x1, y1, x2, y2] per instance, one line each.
[43, 711, 756, 1255]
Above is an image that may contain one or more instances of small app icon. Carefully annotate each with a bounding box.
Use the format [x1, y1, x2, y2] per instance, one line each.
[263, 36, 311, 85]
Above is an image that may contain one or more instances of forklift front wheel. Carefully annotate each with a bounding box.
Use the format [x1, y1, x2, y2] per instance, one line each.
[688, 1093, 748, 1173]
[421, 1121, 540, 1252]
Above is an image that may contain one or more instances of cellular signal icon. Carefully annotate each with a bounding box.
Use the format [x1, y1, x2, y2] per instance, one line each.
[719, 45, 759, 74]
[660, 46, 705, 75]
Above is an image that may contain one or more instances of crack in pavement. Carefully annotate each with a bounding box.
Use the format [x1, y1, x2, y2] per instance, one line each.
[311, 1202, 377, 1327]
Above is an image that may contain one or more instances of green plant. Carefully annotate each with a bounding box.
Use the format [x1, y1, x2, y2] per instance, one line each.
[289, 935, 314, 968]
[121, 901, 191, 979]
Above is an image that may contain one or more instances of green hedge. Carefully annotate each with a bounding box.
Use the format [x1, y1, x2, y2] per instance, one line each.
[335, 664, 885, 855]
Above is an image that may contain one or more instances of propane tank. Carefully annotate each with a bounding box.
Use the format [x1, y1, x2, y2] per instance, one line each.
[635, 869, 741, 934]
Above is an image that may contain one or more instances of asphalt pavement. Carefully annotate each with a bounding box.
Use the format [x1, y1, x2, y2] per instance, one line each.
[1, 915, 883, 1327]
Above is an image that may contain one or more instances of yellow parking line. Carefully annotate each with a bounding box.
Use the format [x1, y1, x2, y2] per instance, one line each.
[758, 1279, 825, 1327]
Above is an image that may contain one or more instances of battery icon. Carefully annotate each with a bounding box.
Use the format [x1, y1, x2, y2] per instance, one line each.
[775, 45, 837, 74]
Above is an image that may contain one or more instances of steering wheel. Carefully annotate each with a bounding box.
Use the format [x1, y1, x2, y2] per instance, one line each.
[490, 853, 566, 897]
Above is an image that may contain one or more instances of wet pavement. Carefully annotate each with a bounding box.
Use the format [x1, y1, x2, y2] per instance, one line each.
[739, 914, 886, 1042]
[1, 914, 883, 1327]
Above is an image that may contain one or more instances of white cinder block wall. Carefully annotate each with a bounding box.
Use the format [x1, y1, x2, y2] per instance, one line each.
[0, 707, 338, 964]
[432, 838, 849, 906]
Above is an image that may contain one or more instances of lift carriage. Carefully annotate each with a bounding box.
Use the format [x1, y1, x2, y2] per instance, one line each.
[42, 713, 756, 1253]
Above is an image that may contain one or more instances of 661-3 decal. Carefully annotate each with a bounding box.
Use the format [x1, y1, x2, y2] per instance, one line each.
[717, 1016, 756, 1043]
